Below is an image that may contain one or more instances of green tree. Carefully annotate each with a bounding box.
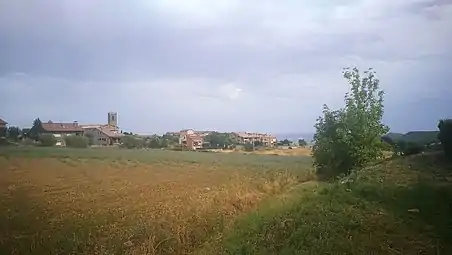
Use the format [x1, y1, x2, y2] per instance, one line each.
[204, 132, 233, 148]
[298, 139, 307, 147]
[162, 134, 179, 144]
[438, 119, 452, 159]
[65, 136, 90, 148]
[38, 133, 56, 147]
[30, 118, 43, 140]
[312, 67, 389, 180]
[278, 139, 291, 146]
[147, 135, 162, 148]
[7, 126, 21, 141]
[120, 135, 144, 149]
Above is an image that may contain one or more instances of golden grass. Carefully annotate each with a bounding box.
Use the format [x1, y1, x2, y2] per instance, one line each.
[0, 156, 312, 254]
[249, 147, 312, 156]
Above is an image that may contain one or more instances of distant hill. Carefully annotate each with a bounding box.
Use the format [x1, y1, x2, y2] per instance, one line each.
[402, 131, 439, 144]
[384, 132, 405, 141]
[383, 131, 439, 145]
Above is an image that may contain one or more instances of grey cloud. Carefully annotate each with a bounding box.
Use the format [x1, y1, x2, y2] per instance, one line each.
[1, 0, 451, 133]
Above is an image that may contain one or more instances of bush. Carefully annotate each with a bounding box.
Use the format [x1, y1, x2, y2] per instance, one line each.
[399, 141, 424, 156]
[22, 138, 36, 146]
[64, 135, 89, 148]
[438, 119, 452, 159]
[38, 134, 56, 147]
[244, 143, 254, 152]
[120, 135, 144, 149]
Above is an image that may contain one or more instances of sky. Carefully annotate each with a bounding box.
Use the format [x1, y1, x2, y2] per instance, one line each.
[0, 0, 451, 135]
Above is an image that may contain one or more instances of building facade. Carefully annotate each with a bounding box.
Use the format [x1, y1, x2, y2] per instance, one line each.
[40, 121, 84, 146]
[108, 112, 118, 127]
[82, 112, 123, 146]
[82, 125, 123, 146]
[233, 132, 277, 146]
[178, 129, 205, 150]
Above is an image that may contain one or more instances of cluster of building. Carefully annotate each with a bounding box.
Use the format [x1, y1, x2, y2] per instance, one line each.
[0, 112, 124, 146]
[0, 112, 278, 150]
[169, 129, 277, 150]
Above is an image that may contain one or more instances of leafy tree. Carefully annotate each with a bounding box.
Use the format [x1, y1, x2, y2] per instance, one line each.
[38, 133, 56, 147]
[65, 136, 89, 148]
[120, 135, 144, 149]
[438, 119, 452, 159]
[30, 118, 43, 140]
[298, 139, 307, 147]
[7, 126, 21, 141]
[204, 132, 234, 148]
[312, 67, 389, 180]
[159, 137, 169, 148]
[147, 135, 162, 148]
[278, 139, 291, 146]
[162, 134, 179, 145]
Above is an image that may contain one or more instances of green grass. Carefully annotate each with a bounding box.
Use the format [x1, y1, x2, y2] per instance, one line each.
[200, 153, 452, 254]
[0, 146, 311, 171]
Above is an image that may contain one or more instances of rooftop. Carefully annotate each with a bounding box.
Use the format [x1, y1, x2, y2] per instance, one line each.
[41, 121, 83, 132]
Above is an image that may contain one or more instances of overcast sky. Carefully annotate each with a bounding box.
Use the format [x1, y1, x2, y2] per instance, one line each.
[0, 0, 451, 134]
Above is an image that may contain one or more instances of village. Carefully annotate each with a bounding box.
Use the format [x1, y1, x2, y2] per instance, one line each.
[0, 112, 293, 151]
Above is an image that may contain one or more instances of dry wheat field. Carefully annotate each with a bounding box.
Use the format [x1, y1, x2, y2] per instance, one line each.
[0, 147, 313, 255]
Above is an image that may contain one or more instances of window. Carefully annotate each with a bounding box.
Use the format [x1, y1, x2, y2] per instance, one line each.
[111, 115, 115, 121]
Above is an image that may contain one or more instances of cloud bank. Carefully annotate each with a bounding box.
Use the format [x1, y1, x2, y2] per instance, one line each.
[1, 0, 451, 134]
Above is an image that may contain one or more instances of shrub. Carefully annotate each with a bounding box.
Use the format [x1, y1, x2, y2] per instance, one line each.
[120, 135, 144, 149]
[438, 119, 452, 159]
[22, 138, 36, 146]
[64, 135, 89, 148]
[312, 67, 389, 180]
[38, 134, 56, 147]
[400, 142, 424, 156]
[244, 143, 254, 152]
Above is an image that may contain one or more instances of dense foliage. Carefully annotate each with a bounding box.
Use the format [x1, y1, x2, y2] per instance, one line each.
[204, 132, 234, 148]
[312, 67, 389, 180]
[298, 139, 307, 147]
[38, 134, 56, 147]
[29, 118, 44, 140]
[64, 135, 90, 148]
[438, 119, 452, 159]
[6, 126, 21, 141]
[120, 135, 144, 149]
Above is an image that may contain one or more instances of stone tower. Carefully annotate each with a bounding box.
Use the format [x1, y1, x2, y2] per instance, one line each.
[107, 112, 118, 127]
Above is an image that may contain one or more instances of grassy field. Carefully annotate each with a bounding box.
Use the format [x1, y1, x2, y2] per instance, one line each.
[212, 152, 452, 254]
[0, 147, 313, 254]
[1, 147, 451, 254]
